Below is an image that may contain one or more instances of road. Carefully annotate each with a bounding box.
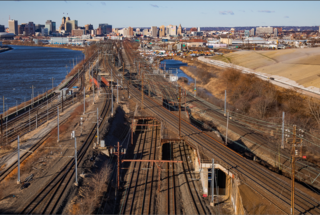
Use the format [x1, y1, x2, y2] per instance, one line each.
[198, 56, 320, 99]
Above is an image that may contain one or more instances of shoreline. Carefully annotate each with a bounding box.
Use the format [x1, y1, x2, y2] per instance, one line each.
[0, 46, 13, 53]
[2, 42, 84, 51]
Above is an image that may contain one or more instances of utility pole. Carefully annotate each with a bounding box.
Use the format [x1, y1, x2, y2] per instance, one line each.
[1, 96, 6, 114]
[31, 85, 35, 108]
[225, 111, 229, 145]
[47, 100, 49, 122]
[92, 69, 95, 104]
[50, 77, 55, 90]
[1, 115, 3, 145]
[96, 108, 99, 148]
[62, 90, 64, 113]
[36, 110, 38, 129]
[117, 79, 119, 104]
[111, 142, 126, 190]
[17, 135, 20, 184]
[194, 78, 196, 97]
[282, 112, 285, 149]
[128, 65, 131, 99]
[29, 109, 30, 131]
[179, 87, 181, 137]
[57, 106, 59, 143]
[83, 88, 86, 114]
[74, 135, 78, 186]
[291, 125, 297, 215]
[210, 159, 215, 206]
[224, 90, 227, 116]
[111, 75, 114, 116]
[141, 71, 144, 110]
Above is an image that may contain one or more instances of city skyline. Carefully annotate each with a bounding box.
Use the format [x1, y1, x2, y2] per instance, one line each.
[1, 1, 320, 28]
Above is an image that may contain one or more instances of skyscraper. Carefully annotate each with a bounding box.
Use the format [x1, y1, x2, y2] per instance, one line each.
[99, 23, 112, 35]
[85, 24, 93, 34]
[177, 24, 182, 35]
[65, 20, 78, 33]
[250, 28, 255, 36]
[24, 22, 35, 36]
[18, 23, 26, 35]
[274, 28, 278, 37]
[8, 20, 18, 35]
[151, 26, 157, 38]
[45, 20, 56, 35]
[159, 25, 165, 37]
[128, 27, 133, 37]
[168, 25, 177, 36]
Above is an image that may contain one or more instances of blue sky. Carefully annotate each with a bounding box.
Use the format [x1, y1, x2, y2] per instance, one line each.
[1, 1, 319, 28]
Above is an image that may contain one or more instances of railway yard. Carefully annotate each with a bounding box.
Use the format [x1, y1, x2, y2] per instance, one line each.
[0, 40, 320, 214]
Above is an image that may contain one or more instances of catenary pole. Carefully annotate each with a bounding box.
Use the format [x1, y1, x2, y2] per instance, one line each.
[57, 106, 59, 142]
[17, 135, 20, 184]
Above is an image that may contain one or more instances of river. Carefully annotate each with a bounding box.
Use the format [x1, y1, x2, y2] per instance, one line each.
[160, 59, 215, 97]
[159, 59, 195, 83]
[0, 45, 84, 114]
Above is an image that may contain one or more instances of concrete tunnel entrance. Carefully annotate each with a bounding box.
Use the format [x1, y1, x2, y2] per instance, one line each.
[208, 168, 227, 196]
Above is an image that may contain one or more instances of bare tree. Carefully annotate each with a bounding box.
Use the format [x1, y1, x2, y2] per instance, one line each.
[308, 98, 320, 129]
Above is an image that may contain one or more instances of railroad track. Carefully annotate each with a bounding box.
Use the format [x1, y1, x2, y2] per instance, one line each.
[120, 119, 160, 214]
[127, 79, 320, 214]
[18, 86, 111, 214]
[122, 42, 320, 213]
[0, 56, 100, 183]
[178, 141, 208, 214]
[1, 53, 99, 146]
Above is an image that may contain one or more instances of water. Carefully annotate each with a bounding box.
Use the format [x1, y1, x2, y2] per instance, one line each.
[160, 59, 216, 98]
[159, 59, 194, 83]
[0, 45, 84, 114]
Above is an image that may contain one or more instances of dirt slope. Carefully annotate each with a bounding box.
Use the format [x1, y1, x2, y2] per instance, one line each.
[212, 47, 320, 88]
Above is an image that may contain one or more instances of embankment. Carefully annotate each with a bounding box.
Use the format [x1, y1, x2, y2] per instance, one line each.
[0, 47, 13, 53]
[2, 41, 84, 51]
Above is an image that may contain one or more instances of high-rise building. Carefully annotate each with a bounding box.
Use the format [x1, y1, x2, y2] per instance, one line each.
[96, 27, 103, 36]
[24, 22, 35, 36]
[85, 24, 93, 34]
[142, 29, 150, 36]
[45, 20, 56, 35]
[8, 20, 18, 35]
[128, 27, 133, 37]
[198, 27, 201, 32]
[151, 26, 157, 38]
[72, 29, 85, 36]
[65, 20, 78, 33]
[244, 30, 250, 37]
[250, 28, 255, 36]
[256, 26, 273, 35]
[0, 25, 5, 32]
[62, 17, 66, 25]
[177, 24, 182, 35]
[166, 25, 177, 36]
[230, 28, 235, 35]
[35, 24, 44, 32]
[159, 25, 165, 37]
[99, 23, 112, 35]
[274, 28, 278, 37]
[41, 27, 48, 36]
[18, 23, 26, 35]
